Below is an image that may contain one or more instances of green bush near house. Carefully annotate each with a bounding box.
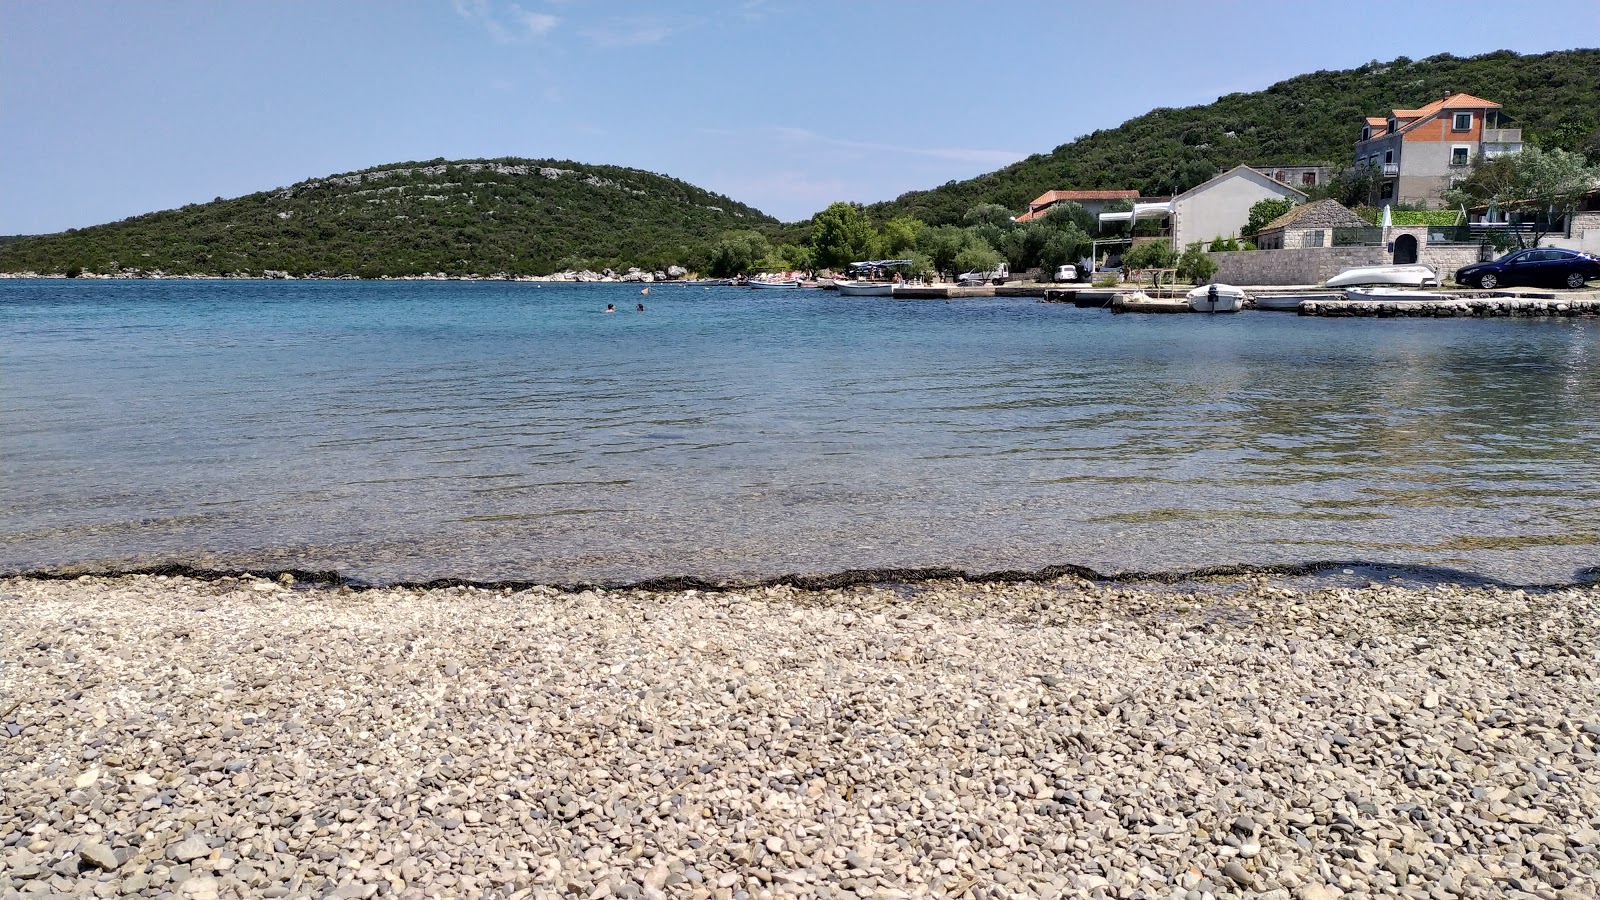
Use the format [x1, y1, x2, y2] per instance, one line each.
[1177, 243, 1218, 284]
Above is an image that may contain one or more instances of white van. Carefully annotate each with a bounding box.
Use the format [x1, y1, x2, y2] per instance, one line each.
[957, 263, 1010, 286]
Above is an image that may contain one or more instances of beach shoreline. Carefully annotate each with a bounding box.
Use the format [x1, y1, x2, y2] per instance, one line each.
[3, 574, 1596, 899]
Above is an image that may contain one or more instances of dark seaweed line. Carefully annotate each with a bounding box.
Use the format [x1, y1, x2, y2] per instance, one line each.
[5, 560, 1599, 593]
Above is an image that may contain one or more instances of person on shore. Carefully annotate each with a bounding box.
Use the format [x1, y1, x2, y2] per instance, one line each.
[605, 304, 615, 313]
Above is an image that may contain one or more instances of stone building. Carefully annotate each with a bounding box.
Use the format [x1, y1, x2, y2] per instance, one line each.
[1254, 199, 1370, 250]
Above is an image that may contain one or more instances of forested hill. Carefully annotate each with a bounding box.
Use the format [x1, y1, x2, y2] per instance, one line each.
[868, 49, 1600, 225]
[0, 159, 778, 277]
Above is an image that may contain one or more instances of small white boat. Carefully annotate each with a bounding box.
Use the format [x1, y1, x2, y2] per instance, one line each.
[1325, 264, 1439, 288]
[747, 277, 802, 289]
[1187, 283, 1246, 313]
[834, 281, 895, 297]
[1253, 293, 1325, 312]
[1341, 287, 1444, 302]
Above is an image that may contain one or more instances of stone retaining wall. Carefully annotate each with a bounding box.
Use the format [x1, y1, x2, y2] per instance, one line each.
[1210, 245, 1484, 286]
[1300, 297, 1600, 318]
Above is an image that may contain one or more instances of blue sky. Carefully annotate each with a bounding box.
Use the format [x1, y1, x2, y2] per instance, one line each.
[2, 1, 1596, 233]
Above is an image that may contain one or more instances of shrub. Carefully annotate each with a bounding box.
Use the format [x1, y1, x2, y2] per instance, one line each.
[1176, 243, 1218, 284]
[1122, 240, 1176, 270]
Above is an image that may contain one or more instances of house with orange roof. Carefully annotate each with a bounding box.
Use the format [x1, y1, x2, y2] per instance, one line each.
[1353, 92, 1522, 207]
[1015, 189, 1140, 223]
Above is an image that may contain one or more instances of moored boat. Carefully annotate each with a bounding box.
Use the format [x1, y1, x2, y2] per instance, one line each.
[1325, 264, 1439, 288]
[1341, 287, 1445, 302]
[835, 281, 896, 297]
[1253, 292, 1325, 312]
[1187, 283, 1246, 313]
[747, 277, 802, 289]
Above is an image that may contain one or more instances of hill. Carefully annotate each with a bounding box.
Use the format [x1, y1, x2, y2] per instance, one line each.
[867, 49, 1600, 225]
[0, 159, 779, 277]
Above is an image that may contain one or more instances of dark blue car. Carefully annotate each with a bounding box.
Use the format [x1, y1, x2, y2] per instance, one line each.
[1455, 248, 1600, 290]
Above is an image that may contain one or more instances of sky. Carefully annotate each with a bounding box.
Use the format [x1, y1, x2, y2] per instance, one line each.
[2, 1, 1597, 234]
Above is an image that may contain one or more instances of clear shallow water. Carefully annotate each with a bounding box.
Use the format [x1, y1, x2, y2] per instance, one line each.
[2, 279, 1598, 585]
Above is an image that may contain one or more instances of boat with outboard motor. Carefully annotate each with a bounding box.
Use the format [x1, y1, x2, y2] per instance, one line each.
[1187, 283, 1246, 313]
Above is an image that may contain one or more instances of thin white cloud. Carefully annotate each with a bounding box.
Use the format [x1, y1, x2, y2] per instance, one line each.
[510, 7, 560, 38]
[768, 127, 1024, 167]
[580, 19, 676, 48]
[453, 0, 561, 43]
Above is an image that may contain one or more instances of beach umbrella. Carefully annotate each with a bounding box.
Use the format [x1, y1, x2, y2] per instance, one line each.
[1380, 204, 1392, 230]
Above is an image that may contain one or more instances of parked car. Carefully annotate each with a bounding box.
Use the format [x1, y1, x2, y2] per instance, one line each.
[1455, 248, 1600, 290]
[957, 263, 1010, 286]
[1053, 264, 1079, 283]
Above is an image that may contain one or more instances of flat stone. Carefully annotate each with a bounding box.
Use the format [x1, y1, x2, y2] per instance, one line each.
[168, 836, 212, 863]
[78, 843, 119, 871]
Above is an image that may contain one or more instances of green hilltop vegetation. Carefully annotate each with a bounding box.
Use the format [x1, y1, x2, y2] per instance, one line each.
[867, 49, 1600, 225]
[0, 158, 782, 278]
[8, 49, 1600, 280]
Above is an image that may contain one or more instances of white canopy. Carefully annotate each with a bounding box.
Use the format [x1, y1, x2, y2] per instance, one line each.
[1098, 201, 1174, 226]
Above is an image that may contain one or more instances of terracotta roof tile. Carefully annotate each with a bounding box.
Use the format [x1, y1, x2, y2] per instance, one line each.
[1027, 189, 1140, 207]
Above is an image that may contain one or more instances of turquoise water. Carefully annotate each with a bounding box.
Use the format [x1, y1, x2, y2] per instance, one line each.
[3, 279, 1598, 585]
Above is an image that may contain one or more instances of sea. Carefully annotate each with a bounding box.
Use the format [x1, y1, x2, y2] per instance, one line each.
[3, 279, 1598, 587]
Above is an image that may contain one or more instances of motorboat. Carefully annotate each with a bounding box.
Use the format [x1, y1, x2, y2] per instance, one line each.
[1341, 287, 1445, 302]
[1253, 292, 1325, 312]
[1325, 264, 1439, 288]
[834, 280, 896, 297]
[747, 277, 802, 289]
[1187, 283, 1246, 313]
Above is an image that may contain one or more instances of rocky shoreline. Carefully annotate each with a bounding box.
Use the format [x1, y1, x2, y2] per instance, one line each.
[3, 574, 1597, 900]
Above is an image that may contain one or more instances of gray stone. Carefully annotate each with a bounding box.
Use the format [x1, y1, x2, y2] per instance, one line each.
[78, 842, 119, 871]
[1223, 861, 1254, 888]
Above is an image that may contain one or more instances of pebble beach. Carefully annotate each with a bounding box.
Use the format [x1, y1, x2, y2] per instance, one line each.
[2, 574, 1598, 900]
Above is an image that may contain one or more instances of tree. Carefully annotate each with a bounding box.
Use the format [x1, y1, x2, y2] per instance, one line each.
[703, 231, 771, 277]
[1308, 163, 1384, 207]
[809, 202, 878, 270]
[998, 222, 1055, 272]
[1245, 198, 1297, 238]
[953, 242, 1003, 276]
[1040, 201, 1095, 235]
[916, 225, 970, 278]
[962, 203, 1014, 230]
[878, 216, 924, 256]
[1039, 225, 1092, 273]
[1444, 146, 1600, 246]
[1122, 240, 1176, 271]
[1176, 243, 1218, 284]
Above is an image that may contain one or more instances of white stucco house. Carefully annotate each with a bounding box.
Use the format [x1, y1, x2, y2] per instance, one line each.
[1099, 165, 1307, 249]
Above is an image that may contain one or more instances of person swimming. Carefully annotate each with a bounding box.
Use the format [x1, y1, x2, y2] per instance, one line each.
[636, 303, 645, 312]
[605, 304, 615, 313]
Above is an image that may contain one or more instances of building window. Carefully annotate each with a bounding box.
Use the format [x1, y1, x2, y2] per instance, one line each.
[1453, 112, 1472, 131]
[1384, 149, 1394, 164]
[1361, 126, 1371, 142]
[1451, 146, 1471, 167]
[1302, 172, 1317, 186]
[1387, 118, 1397, 134]
[1380, 182, 1394, 200]
[1304, 230, 1326, 247]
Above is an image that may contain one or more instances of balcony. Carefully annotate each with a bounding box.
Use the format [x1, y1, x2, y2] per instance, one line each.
[1381, 163, 1399, 177]
[1482, 128, 1522, 144]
